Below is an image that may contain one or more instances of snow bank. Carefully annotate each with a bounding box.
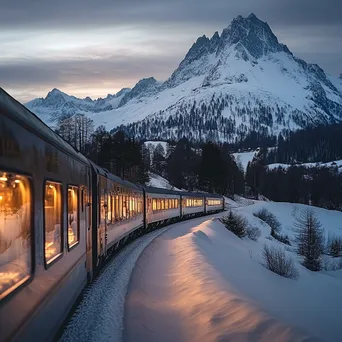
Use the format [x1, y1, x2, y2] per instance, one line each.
[147, 172, 181, 190]
[60, 227, 170, 342]
[124, 202, 342, 342]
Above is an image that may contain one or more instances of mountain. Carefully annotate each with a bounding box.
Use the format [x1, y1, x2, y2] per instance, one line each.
[26, 13, 342, 142]
[26, 87, 131, 124]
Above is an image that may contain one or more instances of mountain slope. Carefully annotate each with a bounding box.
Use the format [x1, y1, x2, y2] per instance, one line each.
[26, 14, 342, 142]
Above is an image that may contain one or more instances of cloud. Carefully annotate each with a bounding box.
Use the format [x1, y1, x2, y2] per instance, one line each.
[0, 54, 179, 101]
[1, 0, 341, 29]
[0, 0, 341, 101]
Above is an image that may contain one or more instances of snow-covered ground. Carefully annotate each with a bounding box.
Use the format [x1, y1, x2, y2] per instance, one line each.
[144, 141, 169, 153]
[124, 200, 342, 342]
[268, 160, 342, 172]
[147, 172, 181, 190]
[59, 227, 170, 342]
[59, 197, 342, 342]
[232, 151, 256, 173]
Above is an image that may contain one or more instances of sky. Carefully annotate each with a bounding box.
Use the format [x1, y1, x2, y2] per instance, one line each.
[0, 0, 341, 102]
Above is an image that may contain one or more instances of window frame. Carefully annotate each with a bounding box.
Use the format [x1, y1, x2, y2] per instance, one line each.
[0, 169, 34, 302]
[43, 178, 64, 269]
[67, 183, 80, 251]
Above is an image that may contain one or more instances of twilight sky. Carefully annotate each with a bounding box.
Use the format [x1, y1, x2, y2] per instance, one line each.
[1, 0, 341, 102]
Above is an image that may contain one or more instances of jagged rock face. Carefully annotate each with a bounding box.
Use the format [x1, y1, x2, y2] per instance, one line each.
[119, 77, 159, 107]
[26, 14, 342, 142]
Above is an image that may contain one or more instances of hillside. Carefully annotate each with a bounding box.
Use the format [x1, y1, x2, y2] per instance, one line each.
[26, 14, 342, 143]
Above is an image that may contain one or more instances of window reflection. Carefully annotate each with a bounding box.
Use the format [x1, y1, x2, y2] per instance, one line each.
[68, 186, 79, 247]
[0, 172, 31, 299]
[45, 181, 62, 263]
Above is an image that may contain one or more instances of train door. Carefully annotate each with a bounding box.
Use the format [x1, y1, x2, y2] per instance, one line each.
[99, 178, 107, 257]
[85, 170, 93, 277]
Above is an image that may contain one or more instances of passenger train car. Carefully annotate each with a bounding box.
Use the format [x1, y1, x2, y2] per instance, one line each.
[0, 88, 224, 342]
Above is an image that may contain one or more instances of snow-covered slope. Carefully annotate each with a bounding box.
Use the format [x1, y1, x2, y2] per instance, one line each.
[26, 14, 342, 142]
[147, 172, 180, 191]
[233, 150, 257, 173]
[268, 159, 342, 172]
[125, 200, 342, 341]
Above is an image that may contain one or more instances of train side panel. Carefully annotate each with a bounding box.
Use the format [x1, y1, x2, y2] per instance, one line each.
[0, 93, 90, 342]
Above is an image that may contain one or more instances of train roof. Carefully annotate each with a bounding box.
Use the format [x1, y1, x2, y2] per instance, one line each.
[0, 88, 89, 165]
[202, 193, 223, 199]
[180, 191, 206, 198]
[88, 159, 142, 191]
[143, 186, 181, 196]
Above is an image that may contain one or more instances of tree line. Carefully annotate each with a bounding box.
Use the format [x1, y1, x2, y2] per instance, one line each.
[55, 113, 342, 211]
[55, 114, 245, 195]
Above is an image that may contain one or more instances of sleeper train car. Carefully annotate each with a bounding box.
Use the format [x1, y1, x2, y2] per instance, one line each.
[0, 88, 224, 342]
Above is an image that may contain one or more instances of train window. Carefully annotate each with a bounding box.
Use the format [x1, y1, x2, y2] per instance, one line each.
[67, 185, 79, 248]
[0, 172, 32, 300]
[115, 195, 120, 221]
[111, 196, 115, 223]
[152, 199, 157, 211]
[165, 199, 169, 210]
[81, 188, 84, 212]
[139, 197, 143, 213]
[44, 181, 62, 264]
[175, 199, 178, 208]
[123, 196, 127, 219]
[107, 193, 112, 222]
[161, 199, 164, 210]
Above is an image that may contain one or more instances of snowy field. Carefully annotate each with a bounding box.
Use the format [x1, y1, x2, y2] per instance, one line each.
[59, 198, 342, 342]
[124, 200, 342, 342]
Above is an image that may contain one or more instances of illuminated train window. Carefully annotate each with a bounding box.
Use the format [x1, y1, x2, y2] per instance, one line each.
[0, 172, 32, 300]
[208, 199, 222, 206]
[68, 186, 79, 248]
[44, 181, 62, 263]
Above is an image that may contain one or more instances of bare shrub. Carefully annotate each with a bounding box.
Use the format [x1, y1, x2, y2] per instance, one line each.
[272, 231, 291, 245]
[254, 208, 281, 235]
[220, 211, 247, 238]
[321, 256, 342, 271]
[262, 244, 299, 279]
[246, 226, 261, 241]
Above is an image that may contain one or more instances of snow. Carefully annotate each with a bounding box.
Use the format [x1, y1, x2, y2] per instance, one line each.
[124, 200, 342, 342]
[59, 227, 170, 342]
[232, 151, 256, 173]
[268, 159, 342, 172]
[147, 172, 181, 191]
[144, 141, 169, 154]
[25, 16, 342, 141]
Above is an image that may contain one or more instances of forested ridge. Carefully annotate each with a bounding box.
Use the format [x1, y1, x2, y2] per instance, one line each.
[55, 115, 342, 211]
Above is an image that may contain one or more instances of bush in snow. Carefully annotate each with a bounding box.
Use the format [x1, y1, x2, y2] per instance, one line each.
[220, 211, 247, 238]
[262, 244, 299, 280]
[271, 231, 291, 245]
[254, 208, 281, 236]
[246, 225, 261, 241]
[321, 256, 342, 271]
[294, 209, 324, 271]
[326, 235, 342, 257]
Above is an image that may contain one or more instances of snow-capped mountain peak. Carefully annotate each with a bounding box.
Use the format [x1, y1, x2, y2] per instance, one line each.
[26, 14, 342, 142]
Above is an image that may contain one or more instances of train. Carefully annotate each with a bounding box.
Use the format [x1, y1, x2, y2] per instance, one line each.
[0, 88, 224, 342]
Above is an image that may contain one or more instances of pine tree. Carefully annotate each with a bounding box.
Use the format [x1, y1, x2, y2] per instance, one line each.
[295, 209, 324, 271]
